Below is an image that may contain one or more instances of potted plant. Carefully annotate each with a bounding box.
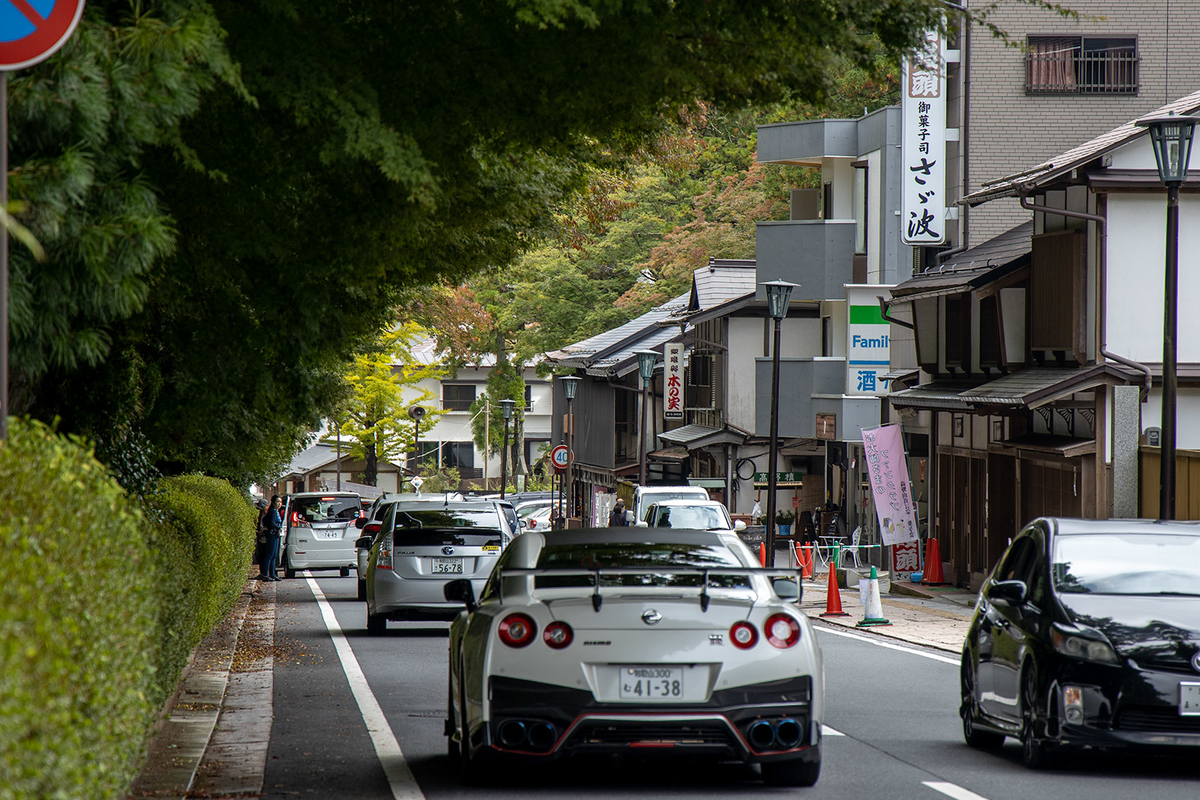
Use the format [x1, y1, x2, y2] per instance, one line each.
[775, 509, 796, 537]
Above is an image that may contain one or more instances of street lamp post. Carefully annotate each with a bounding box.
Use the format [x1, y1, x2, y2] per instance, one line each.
[635, 349, 658, 487]
[500, 399, 516, 499]
[560, 375, 580, 522]
[1136, 111, 1198, 521]
[762, 279, 797, 567]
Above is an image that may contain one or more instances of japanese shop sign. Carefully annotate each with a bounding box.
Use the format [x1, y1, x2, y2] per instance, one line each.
[664, 343, 684, 420]
[861, 424, 920, 546]
[892, 540, 921, 575]
[846, 285, 894, 397]
[901, 29, 946, 245]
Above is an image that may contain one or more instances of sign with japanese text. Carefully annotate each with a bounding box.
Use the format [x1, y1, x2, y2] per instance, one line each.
[846, 285, 894, 396]
[752, 472, 805, 484]
[901, 29, 946, 245]
[891, 540, 921, 575]
[664, 343, 684, 420]
[861, 424, 920, 546]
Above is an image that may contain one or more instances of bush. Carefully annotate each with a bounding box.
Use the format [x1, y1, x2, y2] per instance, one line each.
[0, 421, 256, 799]
[0, 419, 155, 800]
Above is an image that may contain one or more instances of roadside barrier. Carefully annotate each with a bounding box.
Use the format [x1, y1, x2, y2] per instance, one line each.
[856, 566, 891, 627]
[758, 542, 767, 566]
[819, 544, 850, 617]
[921, 538, 949, 586]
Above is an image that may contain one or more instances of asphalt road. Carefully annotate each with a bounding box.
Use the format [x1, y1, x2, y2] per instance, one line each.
[260, 574, 1200, 800]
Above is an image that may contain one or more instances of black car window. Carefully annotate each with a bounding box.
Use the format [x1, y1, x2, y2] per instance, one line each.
[480, 546, 519, 603]
[291, 496, 362, 523]
[534, 541, 747, 589]
[997, 536, 1036, 585]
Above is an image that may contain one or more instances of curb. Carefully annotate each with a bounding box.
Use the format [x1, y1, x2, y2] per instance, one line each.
[128, 574, 266, 800]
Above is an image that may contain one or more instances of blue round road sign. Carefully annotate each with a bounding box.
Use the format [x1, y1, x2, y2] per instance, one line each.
[0, 0, 84, 70]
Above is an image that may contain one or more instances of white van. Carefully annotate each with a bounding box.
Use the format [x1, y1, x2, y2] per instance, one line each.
[630, 484, 710, 524]
[281, 491, 363, 579]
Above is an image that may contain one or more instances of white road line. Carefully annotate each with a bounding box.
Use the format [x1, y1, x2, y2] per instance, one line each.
[307, 574, 426, 800]
[815, 625, 960, 665]
[923, 780, 993, 800]
[821, 724, 845, 737]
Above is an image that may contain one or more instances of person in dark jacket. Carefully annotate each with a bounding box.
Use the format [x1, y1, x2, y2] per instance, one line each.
[608, 499, 629, 527]
[260, 494, 283, 581]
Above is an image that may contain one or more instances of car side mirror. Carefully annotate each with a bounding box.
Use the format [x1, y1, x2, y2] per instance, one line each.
[355, 517, 367, 529]
[773, 578, 801, 601]
[520, 519, 528, 529]
[355, 536, 373, 549]
[734, 520, 746, 531]
[444, 578, 477, 612]
[990, 579, 1028, 605]
[635, 520, 649, 528]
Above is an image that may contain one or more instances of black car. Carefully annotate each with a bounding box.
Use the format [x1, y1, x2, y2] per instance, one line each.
[960, 517, 1200, 768]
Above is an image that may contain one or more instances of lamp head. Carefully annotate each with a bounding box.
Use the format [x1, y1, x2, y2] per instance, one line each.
[559, 375, 581, 401]
[500, 398, 516, 419]
[762, 279, 798, 320]
[1136, 111, 1200, 184]
[634, 349, 658, 382]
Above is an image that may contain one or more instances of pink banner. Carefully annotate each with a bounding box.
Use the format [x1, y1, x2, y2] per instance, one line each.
[861, 424, 920, 546]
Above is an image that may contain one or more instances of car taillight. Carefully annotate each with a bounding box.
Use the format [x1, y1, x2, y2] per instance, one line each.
[365, 522, 381, 536]
[528, 518, 537, 528]
[730, 621, 758, 650]
[764, 613, 801, 649]
[377, 533, 393, 570]
[498, 613, 537, 648]
[543, 621, 573, 649]
[290, 511, 310, 528]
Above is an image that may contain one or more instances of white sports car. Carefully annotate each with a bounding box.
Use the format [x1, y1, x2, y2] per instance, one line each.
[443, 528, 824, 786]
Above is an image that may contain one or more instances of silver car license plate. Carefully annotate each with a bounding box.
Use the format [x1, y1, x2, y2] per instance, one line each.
[1181, 682, 1200, 715]
[431, 557, 463, 574]
[619, 666, 684, 700]
[313, 529, 342, 540]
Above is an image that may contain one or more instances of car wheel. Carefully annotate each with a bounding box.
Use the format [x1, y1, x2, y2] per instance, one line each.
[340, 567, 351, 577]
[761, 755, 820, 787]
[357, 579, 367, 602]
[1020, 664, 1051, 769]
[284, 558, 297, 580]
[366, 610, 387, 635]
[961, 659, 1004, 749]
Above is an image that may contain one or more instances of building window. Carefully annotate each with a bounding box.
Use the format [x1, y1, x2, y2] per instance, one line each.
[442, 384, 476, 411]
[1026, 36, 1138, 95]
[408, 440, 440, 472]
[441, 442, 475, 472]
[524, 384, 534, 412]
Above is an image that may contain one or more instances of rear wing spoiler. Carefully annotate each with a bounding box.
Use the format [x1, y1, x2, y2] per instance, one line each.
[497, 567, 803, 612]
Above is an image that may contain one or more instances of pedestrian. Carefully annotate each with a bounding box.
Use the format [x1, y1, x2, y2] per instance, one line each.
[254, 498, 268, 566]
[260, 494, 284, 581]
[608, 499, 629, 527]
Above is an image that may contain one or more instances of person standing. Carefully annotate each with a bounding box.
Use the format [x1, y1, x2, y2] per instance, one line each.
[608, 499, 629, 527]
[260, 494, 283, 581]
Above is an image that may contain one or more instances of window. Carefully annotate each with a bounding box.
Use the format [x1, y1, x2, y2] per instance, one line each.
[407, 440, 440, 472]
[1026, 36, 1137, 95]
[524, 384, 534, 412]
[441, 441, 475, 472]
[442, 384, 476, 411]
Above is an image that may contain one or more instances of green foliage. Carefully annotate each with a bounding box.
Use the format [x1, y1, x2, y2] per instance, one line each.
[0, 420, 255, 800]
[405, 466, 462, 494]
[0, 419, 153, 799]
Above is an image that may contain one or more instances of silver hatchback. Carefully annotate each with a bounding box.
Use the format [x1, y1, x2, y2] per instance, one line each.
[364, 501, 515, 633]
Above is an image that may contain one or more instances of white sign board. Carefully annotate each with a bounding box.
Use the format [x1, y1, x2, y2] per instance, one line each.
[846, 285, 894, 396]
[861, 425, 920, 546]
[664, 343, 684, 421]
[901, 29, 946, 245]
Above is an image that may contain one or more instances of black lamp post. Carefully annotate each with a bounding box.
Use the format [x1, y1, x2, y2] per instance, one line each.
[500, 398, 515, 499]
[1136, 111, 1198, 521]
[635, 349, 658, 487]
[762, 279, 797, 567]
[560, 375, 580, 520]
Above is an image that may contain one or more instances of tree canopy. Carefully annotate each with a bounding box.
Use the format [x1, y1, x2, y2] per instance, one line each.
[13, 0, 957, 486]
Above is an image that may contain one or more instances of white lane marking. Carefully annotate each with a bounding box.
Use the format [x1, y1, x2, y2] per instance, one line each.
[822, 724, 845, 737]
[307, 574, 426, 800]
[923, 781, 993, 800]
[816, 625, 959, 665]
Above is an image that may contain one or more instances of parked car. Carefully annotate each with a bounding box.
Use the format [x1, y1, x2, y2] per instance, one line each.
[361, 500, 518, 633]
[960, 517, 1200, 768]
[280, 492, 363, 579]
[516, 499, 554, 530]
[355, 492, 470, 599]
[630, 484, 710, 524]
[443, 528, 821, 786]
[639, 499, 746, 533]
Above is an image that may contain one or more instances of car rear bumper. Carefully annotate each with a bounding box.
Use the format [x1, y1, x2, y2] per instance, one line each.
[287, 545, 356, 570]
[479, 675, 817, 763]
[372, 574, 487, 620]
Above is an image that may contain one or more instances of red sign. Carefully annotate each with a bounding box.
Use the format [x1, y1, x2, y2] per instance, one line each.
[892, 540, 921, 573]
[550, 444, 569, 471]
[0, 0, 85, 71]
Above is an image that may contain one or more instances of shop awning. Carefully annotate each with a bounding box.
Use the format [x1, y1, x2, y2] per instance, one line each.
[889, 381, 975, 411]
[659, 423, 750, 450]
[890, 364, 1140, 413]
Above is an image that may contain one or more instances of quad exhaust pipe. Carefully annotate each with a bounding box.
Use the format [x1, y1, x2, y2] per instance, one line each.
[497, 719, 557, 751]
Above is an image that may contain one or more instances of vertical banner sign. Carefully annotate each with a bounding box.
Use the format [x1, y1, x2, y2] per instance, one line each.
[861, 424, 920, 546]
[846, 285, 894, 396]
[901, 29, 946, 245]
[664, 343, 684, 421]
[891, 540, 921, 576]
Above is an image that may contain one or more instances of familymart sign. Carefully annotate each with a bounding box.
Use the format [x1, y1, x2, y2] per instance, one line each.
[846, 285, 894, 397]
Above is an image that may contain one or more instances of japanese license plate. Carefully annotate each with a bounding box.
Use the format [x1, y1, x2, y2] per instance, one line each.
[1180, 682, 1200, 716]
[313, 529, 342, 540]
[619, 667, 684, 700]
[431, 558, 463, 574]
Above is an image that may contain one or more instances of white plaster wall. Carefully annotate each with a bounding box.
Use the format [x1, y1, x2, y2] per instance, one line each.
[1127, 388, 1200, 452]
[728, 318, 761, 431]
[867, 149, 884, 282]
[822, 158, 857, 219]
[1106, 193, 1200, 364]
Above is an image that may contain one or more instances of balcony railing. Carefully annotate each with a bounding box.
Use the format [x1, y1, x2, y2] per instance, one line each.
[1025, 45, 1138, 95]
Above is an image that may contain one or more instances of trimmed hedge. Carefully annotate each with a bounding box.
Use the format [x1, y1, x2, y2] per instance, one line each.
[0, 420, 255, 799]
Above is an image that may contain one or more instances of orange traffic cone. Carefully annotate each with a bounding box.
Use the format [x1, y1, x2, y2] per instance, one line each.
[793, 541, 814, 579]
[758, 542, 767, 566]
[921, 537, 948, 586]
[820, 545, 850, 617]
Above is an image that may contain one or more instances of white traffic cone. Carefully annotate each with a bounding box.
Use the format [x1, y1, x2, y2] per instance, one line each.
[856, 565, 891, 627]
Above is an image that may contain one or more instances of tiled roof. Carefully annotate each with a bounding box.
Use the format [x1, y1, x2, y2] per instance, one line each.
[891, 222, 1031, 300]
[689, 260, 757, 313]
[545, 291, 692, 377]
[963, 88, 1200, 206]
